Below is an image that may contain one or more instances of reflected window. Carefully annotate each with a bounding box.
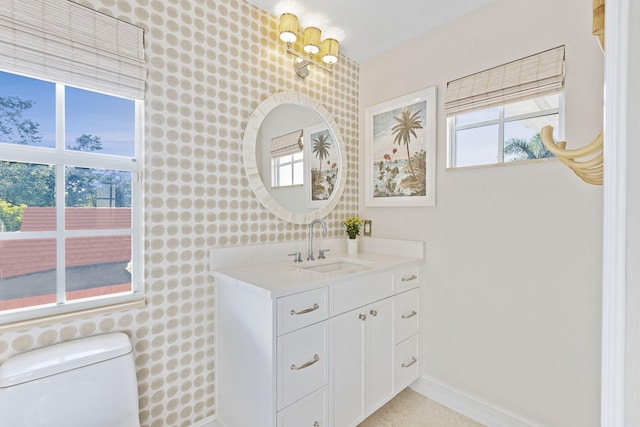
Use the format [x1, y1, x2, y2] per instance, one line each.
[271, 129, 304, 188]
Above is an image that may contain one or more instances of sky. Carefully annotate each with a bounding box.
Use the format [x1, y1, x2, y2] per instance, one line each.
[0, 71, 135, 157]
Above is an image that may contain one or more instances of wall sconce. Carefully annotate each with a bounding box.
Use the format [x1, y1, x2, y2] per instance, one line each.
[278, 13, 339, 78]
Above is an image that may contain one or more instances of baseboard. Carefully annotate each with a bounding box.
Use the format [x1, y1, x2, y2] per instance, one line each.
[411, 376, 544, 427]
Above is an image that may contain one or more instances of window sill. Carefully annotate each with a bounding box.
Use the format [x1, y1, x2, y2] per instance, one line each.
[446, 156, 558, 171]
[0, 293, 146, 333]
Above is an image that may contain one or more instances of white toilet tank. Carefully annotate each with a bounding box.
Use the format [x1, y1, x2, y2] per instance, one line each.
[0, 332, 140, 427]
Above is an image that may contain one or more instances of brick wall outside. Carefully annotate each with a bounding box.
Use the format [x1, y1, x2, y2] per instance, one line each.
[0, 207, 131, 278]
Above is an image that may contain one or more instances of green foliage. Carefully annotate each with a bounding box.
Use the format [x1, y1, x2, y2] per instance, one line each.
[343, 216, 362, 239]
[400, 149, 427, 196]
[0, 199, 25, 232]
[0, 97, 42, 145]
[0, 161, 55, 207]
[504, 133, 554, 161]
[68, 134, 102, 152]
[311, 168, 324, 197]
[0, 97, 131, 209]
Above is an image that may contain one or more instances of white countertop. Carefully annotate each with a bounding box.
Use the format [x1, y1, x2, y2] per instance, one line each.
[209, 237, 425, 298]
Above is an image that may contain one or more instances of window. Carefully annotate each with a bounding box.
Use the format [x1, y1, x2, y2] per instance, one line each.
[0, 71, 142, 321]
[270, 129, 304, 188]
[446, 46, 565, 168]
[0, 0, 145, 325]
[272, 152, 304, 187]
[449, 94, 561, 167]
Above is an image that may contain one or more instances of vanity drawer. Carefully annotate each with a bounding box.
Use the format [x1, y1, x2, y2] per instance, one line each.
[330, 270, 394, 316]
[395, 334, 420, 392]
[395, 288, 419, 344]
[278, 287, 329, 335]
[277, 386, 327, 427]
[395, 264, 421, 293]
[277, 321, 328, 410]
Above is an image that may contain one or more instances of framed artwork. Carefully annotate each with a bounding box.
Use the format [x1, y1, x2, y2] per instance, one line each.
[365, 86, 437, 207]
[305, 123, 340, 208]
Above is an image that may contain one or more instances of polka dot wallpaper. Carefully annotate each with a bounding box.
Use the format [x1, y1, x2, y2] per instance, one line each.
[0, 0, 359, 426]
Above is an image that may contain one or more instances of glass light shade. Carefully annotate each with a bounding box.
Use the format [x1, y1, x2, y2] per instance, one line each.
[321, 38, 339, 64]
[303, 27, 321, 54]
[278, 13, 298, 43]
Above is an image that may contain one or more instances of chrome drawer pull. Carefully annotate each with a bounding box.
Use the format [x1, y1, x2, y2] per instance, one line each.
[402, 356, 417, 368]
[290, 303, 319, 316]
[401, 310, 417, 319]
[291, 354, 320, 371]
[313, 422, 320, 427]
[401, 274, 417, 282]
[369, 309, 378, 316]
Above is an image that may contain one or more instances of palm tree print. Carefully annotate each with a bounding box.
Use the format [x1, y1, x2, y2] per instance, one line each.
[391, 108, 423, 180]
[312, 132, 331, 173]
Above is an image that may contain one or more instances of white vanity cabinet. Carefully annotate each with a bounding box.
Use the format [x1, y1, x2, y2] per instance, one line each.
[329, 265, 422, 427]
[330, 296, 394, 427]
[212, 242, 423, 427]
[216, 282, 330, 427]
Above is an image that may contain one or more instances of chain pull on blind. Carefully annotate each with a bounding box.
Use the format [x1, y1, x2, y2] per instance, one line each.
[445, 45, 565, 117]
[0, 0, 145, 99]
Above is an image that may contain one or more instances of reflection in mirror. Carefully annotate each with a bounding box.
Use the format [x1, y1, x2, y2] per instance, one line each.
[256, 104, 339, 213]
[243, 92, 347, 225]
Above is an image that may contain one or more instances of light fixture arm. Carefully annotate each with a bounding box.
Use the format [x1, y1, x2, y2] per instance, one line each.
[286, 45, 333, 75]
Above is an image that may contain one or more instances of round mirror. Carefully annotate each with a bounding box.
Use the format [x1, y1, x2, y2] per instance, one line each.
[243, 92, 347, 224]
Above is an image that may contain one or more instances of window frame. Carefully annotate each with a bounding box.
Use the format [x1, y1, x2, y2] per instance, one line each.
[271, 151, 304, 188]
[0, 76, 144, 327]
[447, 92, 565, 169]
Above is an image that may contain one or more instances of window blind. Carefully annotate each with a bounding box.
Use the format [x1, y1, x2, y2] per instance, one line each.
[0, 0, 145, 99]
[271, 130, 303, 157]
[445, 46, 565, 117]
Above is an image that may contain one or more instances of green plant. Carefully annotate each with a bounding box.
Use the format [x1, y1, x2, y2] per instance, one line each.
[0, 199, 25, 232]
[343, 216, 362, 239]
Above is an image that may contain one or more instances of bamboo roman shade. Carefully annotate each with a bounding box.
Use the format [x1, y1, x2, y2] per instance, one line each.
[271, 130, 303, 157]
[445, 46, 565, 117]
[0, 0, 146, 99]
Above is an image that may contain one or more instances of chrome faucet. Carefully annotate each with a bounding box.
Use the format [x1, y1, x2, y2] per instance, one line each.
[307, 219, 327, 261]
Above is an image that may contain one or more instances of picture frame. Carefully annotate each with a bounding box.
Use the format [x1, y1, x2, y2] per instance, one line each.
[364, 86, 437, 207]
[305, 123, 340, 208]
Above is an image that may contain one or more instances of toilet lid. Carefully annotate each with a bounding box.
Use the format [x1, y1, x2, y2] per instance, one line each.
[0, 332, 132, 387]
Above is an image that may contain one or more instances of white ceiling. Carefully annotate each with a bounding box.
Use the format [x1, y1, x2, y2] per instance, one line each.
[245, 0, 497, 63]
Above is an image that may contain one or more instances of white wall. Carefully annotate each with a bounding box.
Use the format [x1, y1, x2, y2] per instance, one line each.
[359, 0, 603, 425]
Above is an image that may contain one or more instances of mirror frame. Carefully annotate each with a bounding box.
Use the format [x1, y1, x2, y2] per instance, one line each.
[243, 92, 347, 224]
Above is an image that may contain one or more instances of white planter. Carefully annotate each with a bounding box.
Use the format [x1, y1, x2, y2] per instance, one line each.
[347, 239, 358, 255]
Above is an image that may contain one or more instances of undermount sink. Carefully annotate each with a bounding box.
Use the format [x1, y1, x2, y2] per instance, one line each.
[301, 259, 371, 274]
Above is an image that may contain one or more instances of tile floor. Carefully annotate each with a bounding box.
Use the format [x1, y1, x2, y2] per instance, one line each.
[358, 388, 486, 427]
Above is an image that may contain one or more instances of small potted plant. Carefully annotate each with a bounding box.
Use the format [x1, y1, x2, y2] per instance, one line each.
[343, 216, 362, 254]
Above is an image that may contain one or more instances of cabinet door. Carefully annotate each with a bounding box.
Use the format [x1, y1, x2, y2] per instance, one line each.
[330, 307, 366, 427]
[367, 297, 395, 413]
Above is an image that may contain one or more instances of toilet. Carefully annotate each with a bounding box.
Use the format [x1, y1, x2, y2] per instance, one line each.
[0, 332, 140, 427]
